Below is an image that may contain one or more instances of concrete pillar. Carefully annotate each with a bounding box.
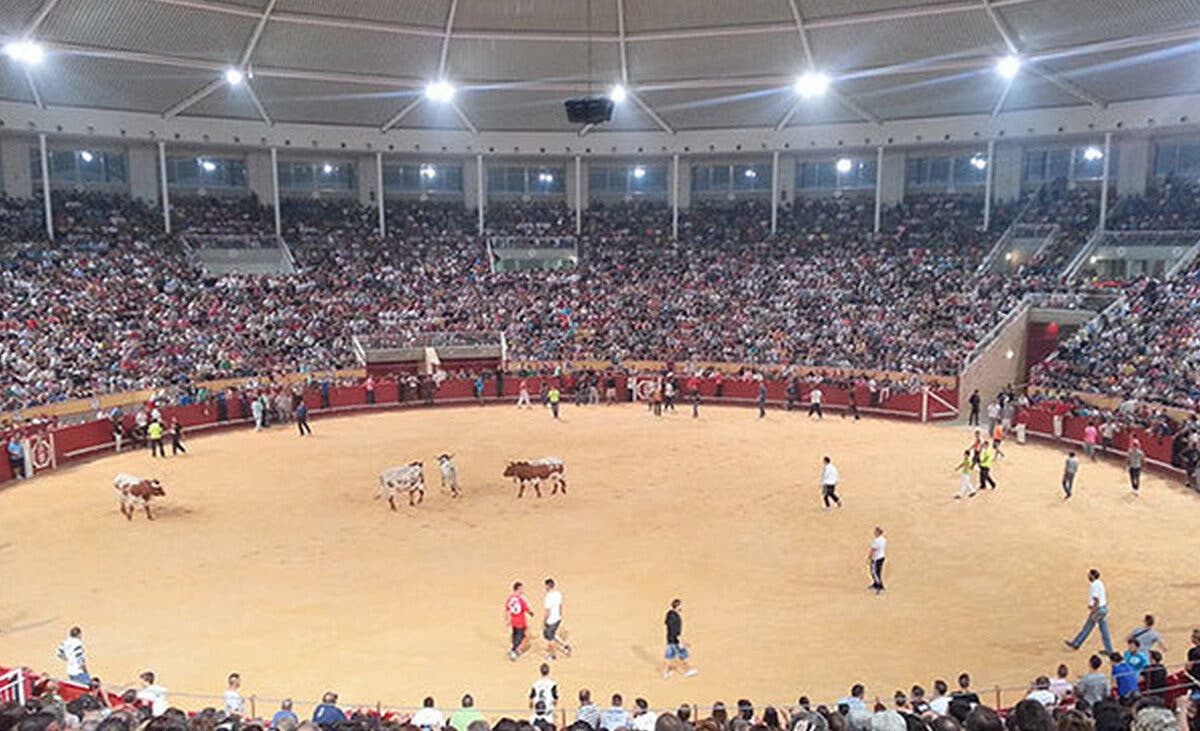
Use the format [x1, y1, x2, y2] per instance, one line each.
[1116, 137, 1151, 198]
[1, 136, 34, 198]
[565, 156, 580, 211]
[38, 134, 52, 240]
[158, 142, 170, 234]
[777, 155, 796, 204]
[991, 141, 1023, 204]
[357, 154, 379, 207]
[127, 143, 159, 203]
[1099, 132, 1112, 229]
[877, 149, 906, 206]
[672, 158, 692, 210]
[245, 150, 275, 206]
[464, 154, 482, 212]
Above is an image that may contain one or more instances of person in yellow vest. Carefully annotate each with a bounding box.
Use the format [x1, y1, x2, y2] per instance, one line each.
[548, 386, 561, 420]
[978, 442, 997, 490]
[147, 419, 166, 458]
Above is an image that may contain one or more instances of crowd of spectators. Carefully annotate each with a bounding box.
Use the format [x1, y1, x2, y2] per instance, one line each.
[1, 182, 1198, 414]
[1110, 179, 1200, 232]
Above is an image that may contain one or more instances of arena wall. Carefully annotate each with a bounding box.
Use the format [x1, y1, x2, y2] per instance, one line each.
[957, 306, 1031, 412]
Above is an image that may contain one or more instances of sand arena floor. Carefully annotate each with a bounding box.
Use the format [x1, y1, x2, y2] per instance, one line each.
[1, 403, 1196, 717]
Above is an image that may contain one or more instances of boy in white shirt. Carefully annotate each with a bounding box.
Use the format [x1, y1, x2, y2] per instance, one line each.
[137, 671, 169, 716]
[543, 578, 572, 659]
[530, 664, 558, 718]
[56, 627, 89, 684]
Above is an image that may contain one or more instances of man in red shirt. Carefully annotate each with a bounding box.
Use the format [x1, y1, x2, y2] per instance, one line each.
[506, 581, 535, 661]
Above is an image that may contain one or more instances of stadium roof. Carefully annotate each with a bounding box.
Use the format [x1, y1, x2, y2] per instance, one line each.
[0, 0, 1199, 136]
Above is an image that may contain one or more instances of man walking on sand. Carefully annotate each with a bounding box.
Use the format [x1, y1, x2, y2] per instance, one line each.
[662, 598, 698, 679]
[1065, 568, 1114, 654]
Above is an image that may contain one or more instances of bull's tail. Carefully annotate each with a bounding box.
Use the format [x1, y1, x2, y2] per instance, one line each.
[374, 474, 385, 499]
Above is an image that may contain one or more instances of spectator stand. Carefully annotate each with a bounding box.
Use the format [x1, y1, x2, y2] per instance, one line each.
[486, 234, 579, 272]
[975, 190, 1052, 275]
[182, 232, 292, 275]
[1071, 229, 1200, 283]
[356, 332, 507, 378]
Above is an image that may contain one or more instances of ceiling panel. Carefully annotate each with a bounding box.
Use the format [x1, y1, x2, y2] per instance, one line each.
[34, 57, 216, 113]
[40, 0, 251, 64]
[394, 97, 471, 130]
[641, 85, 800, 130]
[0, 0, 46, 35]
[447, 39, 620, 82]
[459, 89, 579, 131]
[1000, 0, 1200, 52]
[629, 33, 804, 82]
[276, 0, 450, 27]
[624, 0, 792, 32]
[783, 95, 869, 127]
[455, 0, 617, 33]
[180, 82, 263, 121]
[798, 0, 962, 21]
[0, 58, 36, 105]
[809, 9, 1003, 72]
[255, 77, 411, 127]
[254, 23, 440, 78]
[840, 68, 999, 120]
[1042, 42, 1200, 103]
[1002, 74, 1088, 112]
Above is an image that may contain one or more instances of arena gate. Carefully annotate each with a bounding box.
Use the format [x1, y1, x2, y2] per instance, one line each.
[486, 235, 578, 272]
[353, 332, 507, 378]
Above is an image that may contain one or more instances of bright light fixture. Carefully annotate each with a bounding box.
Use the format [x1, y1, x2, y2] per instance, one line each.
[632, 166, 646, 179]
[200, 159, 217, 173]
[744, 169, 757, 179]
[538, 172, 554, 184]
[322, 163, 334, 174]
[4, 40, 44, 65]
[79, 151, 94, 163]
[970, 155, 988, 170]
[1083, 146, 1104, 161]
[835, 158, 853, 174]
[420, 164, 437, 179]
[609, 84, 627, 104]
[996, 55, 1021, 79]
[425, 80, 455, 102]
[224, 68, 244, 86]
[793, 71, 830, 98]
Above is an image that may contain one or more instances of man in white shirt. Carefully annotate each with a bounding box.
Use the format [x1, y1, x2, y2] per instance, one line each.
[136, 671, 169, 716]
[56, 626, 89, 684]
[867, 527, 886, 594]
[926, 680, 951, 716]
[630, 698, 658, 731]
[1025, 677, 1056, 708]
[223, 673, 245, 716]
[411, 697, 444, 731]
[530, 663, 558, 717]
[543, 578, 572, 660]
[821, 456, 842, 510]
[808, 388, 824, 419]
[1065, 568, 1113, 654]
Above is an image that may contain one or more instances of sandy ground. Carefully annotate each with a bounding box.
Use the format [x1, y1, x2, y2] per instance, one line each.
[1, 403, 1196, 720]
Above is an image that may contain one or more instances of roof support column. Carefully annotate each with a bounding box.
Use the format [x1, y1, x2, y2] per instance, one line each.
[158, 141, 170, 234]
[671, 153, 680, 241]
[38, 133, 52, 241]
[873, 146, 884, 234]
[376, 151, 386, 237]
[983, 139, 995, 231]
[770, 150, 779, 236]
[1099, 131, 1112, 231]
[476, 153, 485, 236]
[270, 146, 281, 239]
[574, 155, 582, 236]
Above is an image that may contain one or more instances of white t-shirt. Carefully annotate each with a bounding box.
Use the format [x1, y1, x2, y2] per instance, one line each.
[810, 389, 823, 404]
[137, 685, 169, 716]
[928, 696, 950, 716]
[224, 690, 245, 715]
[57, 637, 86, 676]
[1089, 578, 1107, 608]
[411, 708, 445, 730]
[544, 590, 563, 625]
[1025, 689, 1056, 708]
[822, 463, 839, 486]
[871, 536, 887, 560]
[631, 712, 658, 731]
[531, 678, 558, 713]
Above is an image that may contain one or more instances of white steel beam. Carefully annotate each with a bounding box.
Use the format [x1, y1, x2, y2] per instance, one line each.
[376, 151, 385, 237]
[23, 68, 44, 109]
[785, 0, 816, 68]
[243, 81, 273, 125]
[776, 99, 801, 131]
[163, 79, 223, 118]
[270, 146, 281, 238]
[450, 99, 478, 134]
[23, 0, 62, 37]
[992, 80, 1012, 117]
[240, 0, 280, 66]
[158, 141, 171, 234]
[616, 0, 630, 84]
[830, 88, 881, 124]
[380, 97, 424, 132]
[438, 0, 459, 78]
[631, 91, 673, 134]
[38, 132, 53, 240]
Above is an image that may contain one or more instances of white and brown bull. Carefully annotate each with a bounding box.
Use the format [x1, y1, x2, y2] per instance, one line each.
[113, 473, 166, 520]
[377, 462, 425, 510]
[436, 454, 461, 498]
[503, 458, 566, 498]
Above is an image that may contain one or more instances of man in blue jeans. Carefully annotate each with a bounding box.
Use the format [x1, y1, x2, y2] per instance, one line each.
[1065, 568, 1114, 654]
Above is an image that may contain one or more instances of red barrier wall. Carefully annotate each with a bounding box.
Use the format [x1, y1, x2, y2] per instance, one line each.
[0, 374, 951, 488]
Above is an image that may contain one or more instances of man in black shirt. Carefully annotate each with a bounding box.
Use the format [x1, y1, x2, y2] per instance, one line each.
[663, 598, 698, 679]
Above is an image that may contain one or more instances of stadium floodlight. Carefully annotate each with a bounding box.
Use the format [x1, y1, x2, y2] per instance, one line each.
[425, 80, 455, 103]
[1083, 146, 1104, 161]
[744, 169, 757, 179]
[632, 165, 646, 179]
[793, 71, 830, 98]
[322, 163, 334, 175]
[970, 155, 988, 170]
[538, 172, 554, 184]
[200, 159, 217, 173]
[835, 158, 853, 174]
[608, 84, 628, 104]
[996, 55, 1021, 79]
[419, 164, 437, 179]
[4, 40, 44, 65]
[79, 151, 94, 163]
[224, 68, 244, 86]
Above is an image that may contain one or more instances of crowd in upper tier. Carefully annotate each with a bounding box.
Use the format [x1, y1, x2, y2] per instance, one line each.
[0, 180, 1198, 414]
